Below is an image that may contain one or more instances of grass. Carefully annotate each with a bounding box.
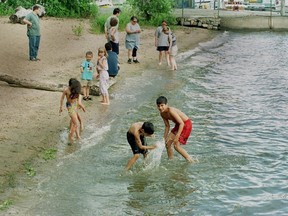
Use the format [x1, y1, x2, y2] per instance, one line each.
[72, 22, 84, 37]
[42, 148, 57, 161]
[0, 199, 13, 211]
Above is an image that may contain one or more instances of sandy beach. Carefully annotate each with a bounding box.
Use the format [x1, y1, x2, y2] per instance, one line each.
[0, 16, 217, 200]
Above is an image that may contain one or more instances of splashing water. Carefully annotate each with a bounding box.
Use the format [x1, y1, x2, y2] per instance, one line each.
[143, 140, 165, 170]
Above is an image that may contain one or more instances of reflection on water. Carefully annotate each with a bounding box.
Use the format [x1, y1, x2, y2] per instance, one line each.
[5, 31, 288, 215]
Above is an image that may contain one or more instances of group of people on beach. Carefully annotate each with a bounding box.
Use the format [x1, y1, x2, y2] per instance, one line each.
[24, 7, 191, 170]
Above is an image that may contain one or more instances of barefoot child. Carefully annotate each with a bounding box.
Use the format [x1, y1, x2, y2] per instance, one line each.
[96, 48, 110, 105]
[80, 51, 94, 101]
[125, 122, 157, 171]
[156, 96, 195, 162]
[59, 78, 86, 144]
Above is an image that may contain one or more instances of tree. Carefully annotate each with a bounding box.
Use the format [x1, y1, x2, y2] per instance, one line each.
[128, 0, 175, 24]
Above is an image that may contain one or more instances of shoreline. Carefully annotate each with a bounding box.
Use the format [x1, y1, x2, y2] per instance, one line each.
[0, 16, 218, 205]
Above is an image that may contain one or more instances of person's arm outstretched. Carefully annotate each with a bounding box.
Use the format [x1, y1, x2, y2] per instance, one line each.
[59, 88, 67, 114]
[131, 128, 156, 150]
[78, 95, 86, 112]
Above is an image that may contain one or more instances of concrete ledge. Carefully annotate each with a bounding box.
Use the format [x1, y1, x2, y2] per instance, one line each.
[221, 16, 288, 30]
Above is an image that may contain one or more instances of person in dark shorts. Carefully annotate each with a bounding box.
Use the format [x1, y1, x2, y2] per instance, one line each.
[125, 122, 156, 171]
[155, 20, 171, 66]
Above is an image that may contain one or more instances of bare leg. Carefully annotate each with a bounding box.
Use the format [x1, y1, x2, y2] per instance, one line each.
[87, 86, 90, 97]
[101, 93, 110, 105]
[77, 113, 84, 132]
[69, 113, 80, 143]
[170, 56, 177, 70]
[125, 154, 140, 171]
[174, 142, 195, 163]
[83, 87, 87, 98]
[165, 133, 175, 159]
[158, 51, 163, 65]
[165, 51, 171, 66]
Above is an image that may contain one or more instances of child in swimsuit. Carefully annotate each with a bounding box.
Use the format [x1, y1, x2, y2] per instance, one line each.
[59, 78, 86, 144]
[156, 96, 196, 163]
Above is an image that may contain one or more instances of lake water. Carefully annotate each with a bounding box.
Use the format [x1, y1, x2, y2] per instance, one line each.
[5, 31, 288, 215]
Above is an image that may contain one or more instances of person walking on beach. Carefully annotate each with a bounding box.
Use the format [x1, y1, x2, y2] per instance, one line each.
[105, 42, 119, 78]
[164, 27, 178, 70]
[59, 78, 86, 144]
[80, 51, 94, 101]
[104, 8, 121, 42]
[108, 17, 120, 55]
[125, 122, 157, 171]
[96, 48, 110, 105]
[23, 5, 42, 61]
[155, 20, 171, 66]
[156, 96, 195, 162]
[125, 16, 141, 64]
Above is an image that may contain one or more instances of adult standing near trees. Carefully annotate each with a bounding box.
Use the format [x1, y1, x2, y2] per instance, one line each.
[23, 5, 42, 61]
[125, 16, 141, 64]
[104, 8, 121, 42]
[155, 20, 171, 66]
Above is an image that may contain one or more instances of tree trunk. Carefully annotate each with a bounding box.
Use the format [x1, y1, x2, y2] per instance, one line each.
[0, 74, 116, 96]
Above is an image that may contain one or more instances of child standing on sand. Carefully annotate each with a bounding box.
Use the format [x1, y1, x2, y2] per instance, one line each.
[125, 122, 157, 171]
[80, 51, 94, 101]
[156, 96, 195, 162]
[96, 48, 110, 105]
[163, 26, 178, 71]
[59, 78, 86, 144]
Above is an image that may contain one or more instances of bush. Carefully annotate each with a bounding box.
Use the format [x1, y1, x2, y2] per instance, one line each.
[127, 0, 176, 25]
[0, 3, 14, 16]
[0, 0, 99, 18]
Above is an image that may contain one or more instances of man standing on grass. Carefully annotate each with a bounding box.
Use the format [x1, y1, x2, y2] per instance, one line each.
[104, 8, 121, 42]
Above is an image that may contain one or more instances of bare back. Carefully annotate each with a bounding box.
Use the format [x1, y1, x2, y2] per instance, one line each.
[161, 107, 189, 125]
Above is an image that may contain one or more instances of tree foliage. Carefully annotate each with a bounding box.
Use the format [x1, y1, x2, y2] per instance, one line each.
[127, 0, 176, 25]
[0, 0, 98, 18]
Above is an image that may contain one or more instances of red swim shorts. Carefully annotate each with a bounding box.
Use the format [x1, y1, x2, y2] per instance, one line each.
[171, 119, 192, 145]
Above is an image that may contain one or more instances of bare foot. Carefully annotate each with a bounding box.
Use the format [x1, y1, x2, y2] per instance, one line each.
[101, 102, 110, 105]
[158, 62, 162, 66]
[187, 157, 198, 163]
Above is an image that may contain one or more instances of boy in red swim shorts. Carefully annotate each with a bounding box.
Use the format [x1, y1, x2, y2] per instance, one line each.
[156, 96, 196, 162]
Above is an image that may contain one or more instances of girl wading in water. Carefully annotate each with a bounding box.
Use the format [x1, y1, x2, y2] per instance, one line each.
[59, 78, 86, 144]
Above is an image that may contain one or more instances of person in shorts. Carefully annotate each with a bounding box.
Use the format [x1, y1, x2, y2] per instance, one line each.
[80, 51, 94, 100]
[155, 20, 171, 66]
[156, 96, 196, 163]
[125, 122, 156, 171]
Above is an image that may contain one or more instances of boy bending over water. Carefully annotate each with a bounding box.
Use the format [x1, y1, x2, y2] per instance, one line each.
[156, 96, 195, 162]
[125, 122, 157, 171]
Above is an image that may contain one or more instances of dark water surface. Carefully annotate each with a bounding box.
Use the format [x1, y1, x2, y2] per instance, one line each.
[5, 31, 288, 216]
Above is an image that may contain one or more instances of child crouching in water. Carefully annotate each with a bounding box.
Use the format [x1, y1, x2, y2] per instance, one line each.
[96, 47, 110, 105]
[59, 78, 86, 144]
[125, 122, 157, 171]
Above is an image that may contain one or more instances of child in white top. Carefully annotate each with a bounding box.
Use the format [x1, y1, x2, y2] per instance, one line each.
[96, 48, 110, 105]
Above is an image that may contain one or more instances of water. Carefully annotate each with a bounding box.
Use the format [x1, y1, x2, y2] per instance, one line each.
[6, 31, 288, 215]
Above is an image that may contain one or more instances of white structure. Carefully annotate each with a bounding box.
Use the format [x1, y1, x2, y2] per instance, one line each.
[94, 0, 113, 7]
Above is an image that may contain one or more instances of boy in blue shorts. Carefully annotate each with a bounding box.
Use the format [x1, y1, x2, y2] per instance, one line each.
[125, 122, 157, 171]
[80, 51, 94, 100]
